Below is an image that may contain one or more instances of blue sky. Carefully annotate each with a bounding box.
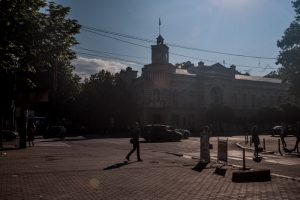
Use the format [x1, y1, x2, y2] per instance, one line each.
[55, 0, 295, 78]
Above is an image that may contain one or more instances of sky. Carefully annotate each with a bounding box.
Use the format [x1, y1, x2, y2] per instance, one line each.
[55, 0, 295, 79]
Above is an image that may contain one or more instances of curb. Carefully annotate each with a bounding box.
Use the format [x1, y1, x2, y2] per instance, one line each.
[236, 142, 275, 154]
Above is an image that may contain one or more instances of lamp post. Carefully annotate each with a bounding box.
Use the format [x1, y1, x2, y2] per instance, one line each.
[15, 59, 28, 149]
[12, 60, 18, 131]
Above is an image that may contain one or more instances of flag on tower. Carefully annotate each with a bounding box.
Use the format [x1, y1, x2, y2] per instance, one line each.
[159, 18, 161, 35]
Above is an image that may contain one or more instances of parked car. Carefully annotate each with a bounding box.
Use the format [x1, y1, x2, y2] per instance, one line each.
[271, 125, 296, 136]
[180, 129, 191, 139]
[169, 127, 191, 139]
[43, 126, 66, 139]
[142, 124, 182, 142]
[0, 130, 18, 141]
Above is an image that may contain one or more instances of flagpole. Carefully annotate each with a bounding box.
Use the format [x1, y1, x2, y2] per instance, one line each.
[159, 24, 160, 35]
[159, 18, 161, 35]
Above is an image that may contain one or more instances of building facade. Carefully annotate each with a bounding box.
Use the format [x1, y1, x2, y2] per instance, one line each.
[121, 34, 297, 132]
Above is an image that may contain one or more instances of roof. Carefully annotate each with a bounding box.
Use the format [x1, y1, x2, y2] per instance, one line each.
[175, 68, 196, 76]
[235, 74, 282, 84]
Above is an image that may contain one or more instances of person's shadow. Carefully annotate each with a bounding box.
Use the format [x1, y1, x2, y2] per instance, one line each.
[103, 161, 137, 170]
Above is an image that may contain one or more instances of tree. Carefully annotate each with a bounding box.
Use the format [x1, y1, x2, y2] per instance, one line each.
[77, 70, 134, 133]
[175, 61, 194, 69]
[0, 0, 81, 147]
[264, 71, 280, 78]
[277, 0, 300, 97]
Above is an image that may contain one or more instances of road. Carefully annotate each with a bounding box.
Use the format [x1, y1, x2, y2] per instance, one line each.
[30, 135, 300, 179]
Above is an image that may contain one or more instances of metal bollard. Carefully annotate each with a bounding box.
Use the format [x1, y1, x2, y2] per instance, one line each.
[245, 135, 247, 144]
[242, 148, 246, 170]
[263, 138, 266, 151]
[249, 137, 252, 147]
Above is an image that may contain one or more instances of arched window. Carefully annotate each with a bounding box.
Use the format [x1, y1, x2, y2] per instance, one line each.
[211, 87, 223, 105]
[232, 94, 238, 107]
[189, 91, 194, 108]
[173, 90, 178, 107]
[242, 94, 247, 108]
[251, 94, 256, 108]
[153, 89, 160, 102]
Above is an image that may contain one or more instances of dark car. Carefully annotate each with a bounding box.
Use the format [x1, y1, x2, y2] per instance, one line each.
[271, 125, 296, 136]
[0, 130, 18, 141]
[43, 126, 66, 139]
[179, 129, 191, 139]
[142, 124, 182, 142]
[169, 127, 191, 139]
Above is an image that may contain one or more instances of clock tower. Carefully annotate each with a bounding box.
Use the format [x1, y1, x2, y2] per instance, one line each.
[151, 34, 169, 64]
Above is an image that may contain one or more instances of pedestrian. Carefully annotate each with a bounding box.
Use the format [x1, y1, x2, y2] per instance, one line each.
[280, 123, 287, 149]
[126, 121, 142, 162]
[293, 121, 300, 153]
[27, 121, 36, 147]
[251, 125, 261, 158]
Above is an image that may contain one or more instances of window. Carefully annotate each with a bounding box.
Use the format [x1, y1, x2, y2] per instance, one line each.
[251, 94, 256, 108]
[242, 94, 247, 108]
[211, 87, 223, 105]
[233, 94, 238, 107]
[153, 89, 160, 101]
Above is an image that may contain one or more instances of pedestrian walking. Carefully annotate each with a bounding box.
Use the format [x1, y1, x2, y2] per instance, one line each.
[280, 123, 287, 149]
[27, 122, 36, 147]
[126, 122, 142, 162]
[251, 125, 261, 159]
[293, 121, 300, 153]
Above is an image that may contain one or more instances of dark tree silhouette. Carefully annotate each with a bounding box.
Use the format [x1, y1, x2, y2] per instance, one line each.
[277, 0, 300, 97]
[0, 0, 81, 147]
[77, 70, 134, 134]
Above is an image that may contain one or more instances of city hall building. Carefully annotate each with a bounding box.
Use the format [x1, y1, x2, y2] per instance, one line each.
[120, 34, 296, 132]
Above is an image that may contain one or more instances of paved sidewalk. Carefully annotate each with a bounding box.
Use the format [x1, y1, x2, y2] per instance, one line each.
[234, 135, 299, 154]
[1, 137, 300, 200]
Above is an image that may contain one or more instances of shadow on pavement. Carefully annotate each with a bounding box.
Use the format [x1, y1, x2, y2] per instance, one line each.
[103, 161, 136, 170]
[192, 161, 208, 172]
[0, 147, 19, 151]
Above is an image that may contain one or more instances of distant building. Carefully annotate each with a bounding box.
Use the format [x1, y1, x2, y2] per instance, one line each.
[120, 34, 298, 131]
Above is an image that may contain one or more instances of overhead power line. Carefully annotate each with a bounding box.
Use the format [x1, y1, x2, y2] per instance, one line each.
[76, 46, 277, 73]
[170, 52, 277, 70]
[77, 47, 149, 60]
[79, 26, 279, 72]
[82, 25, 277, 60]
[82, 28, 150, 49]
[80, 29, 278, 70]
[75, 50, 146, 66]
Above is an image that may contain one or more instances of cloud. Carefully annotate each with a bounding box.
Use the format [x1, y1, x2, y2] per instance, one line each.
[210, 0, 256, 10]
[72, 57, 133, 80]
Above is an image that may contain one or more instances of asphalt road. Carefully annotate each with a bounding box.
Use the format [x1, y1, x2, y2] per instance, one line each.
[25, 135, 300, 179]
[2, 135, 300, 179]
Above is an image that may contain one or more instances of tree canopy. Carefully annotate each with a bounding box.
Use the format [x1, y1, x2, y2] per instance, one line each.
[0, 0, 81, 121]
[77, 70, 134, 133]
[277, 0, 300, 97]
